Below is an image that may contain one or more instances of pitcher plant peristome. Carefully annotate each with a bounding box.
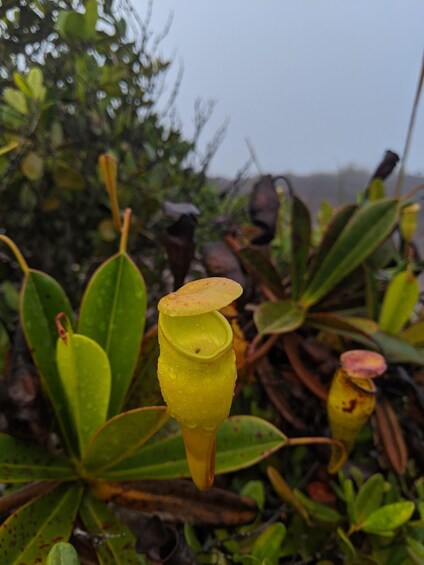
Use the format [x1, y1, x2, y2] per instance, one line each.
[327, 350, 386, 473]
[157, 277, 243, 490]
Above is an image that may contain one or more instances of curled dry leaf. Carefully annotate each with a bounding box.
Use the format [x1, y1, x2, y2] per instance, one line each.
[374, 396, 408, 475]
[201, 242, 246, 288]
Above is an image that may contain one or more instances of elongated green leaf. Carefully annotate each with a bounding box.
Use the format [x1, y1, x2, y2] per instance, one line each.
[251, 523, 286, 565]
[79, 491, 144, 565]
[0, 484, 82, 564]
[379, 271, 419, 335]
[306, 313, 378, 340]
[0, 433, 76, 482]
[4, 87, 27, 114]
[0, 141, 19, 157]
[373, 332, 424, 365]
[83, 407, 169, 472]
[306, 204, 357, 286]
[353, 474, 385, 525]
[57, 329, 111, 454]
[291, 196, 311, 300]
[102, 416, 288, 480]
[361, 501, 415, 534]
[21, 269, 77, 454]
[301, 199, 399, 307]
[254, 300, 305, 335]
[78, 252, 146, 417]
[13, 72, 32, 96]
[46, 542, 80, 565]
[237, 246, 285, 298]
[293, 490, 342, 524]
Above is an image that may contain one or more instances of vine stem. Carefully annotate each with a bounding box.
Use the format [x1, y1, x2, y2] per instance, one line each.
[0, 234, 29, 275]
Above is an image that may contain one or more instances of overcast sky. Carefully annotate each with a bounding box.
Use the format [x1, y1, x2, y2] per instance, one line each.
[133, 1, 424, 178]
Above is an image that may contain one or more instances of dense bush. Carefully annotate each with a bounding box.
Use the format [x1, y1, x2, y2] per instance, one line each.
[0, 0, 223, 302]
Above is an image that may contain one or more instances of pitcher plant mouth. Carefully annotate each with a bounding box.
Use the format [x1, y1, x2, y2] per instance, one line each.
[159, 311, 233, 362]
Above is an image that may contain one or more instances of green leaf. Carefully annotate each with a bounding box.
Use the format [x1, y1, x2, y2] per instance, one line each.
[0, 484, 82, 564]
[353, 474, 385, 525]
[21, 270, 77, 454]
[13, 72, 32, 96]
[300, 199, 399, 307]
[102, 416, 288, 480]
[46, 542, 80, 565]
[78, 252, 146, 416]
[21, 151, 44, 181]
[361, 501, 415, 534]
[0, 433, 76, 482]
[293, 490, 343, 524]
[79, 491, 144, 564]
[0, 141, 19, 157]
[27, 68, 45, 100]
[4, 87, 27, 114]
[254, 300, 305, 335]
[251, 523, 286, 565]
[83, 0, 98, 38]
[56, 327, 111, 454]
[240, 480, 266, 510]
[379, 271, 419, 335]
[368, 178, 386, 201]
[82, 407, 169, 473]
[291, 196, 311, 300]
[306, 312, 378, 341]
[306, 204, 357, 286]
[372, 332, 424, 365]
[237, 246, 284, 298]
[406, 536, 424, 561]
[52, 166, 86, 190]
[401, 319, 424, 347]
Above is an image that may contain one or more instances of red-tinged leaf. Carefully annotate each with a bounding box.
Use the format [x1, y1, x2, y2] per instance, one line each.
[0, 433, 77, 482]
[374, 396, 408, 475]
[79, 490, 142, 564]
[92, 479, 257, 526]
[0, 484, 82, 564]
[82, 407, 169, 473]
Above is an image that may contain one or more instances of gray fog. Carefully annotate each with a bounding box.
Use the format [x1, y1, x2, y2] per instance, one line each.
[133, 1, 424, 178]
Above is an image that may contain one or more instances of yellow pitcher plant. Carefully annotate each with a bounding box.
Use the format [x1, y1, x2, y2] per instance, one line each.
[157, 277, 243, 490]
[327, 350, 386, 473]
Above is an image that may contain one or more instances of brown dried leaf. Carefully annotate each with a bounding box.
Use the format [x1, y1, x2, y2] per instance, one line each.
[374, 396, 408, 475]
[256, 358, 306, 430]
[283, 333, 329, 401]
[92, 479, 257, 526]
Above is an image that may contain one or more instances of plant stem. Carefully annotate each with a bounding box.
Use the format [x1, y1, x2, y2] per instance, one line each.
[0, 234, 30, 275]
